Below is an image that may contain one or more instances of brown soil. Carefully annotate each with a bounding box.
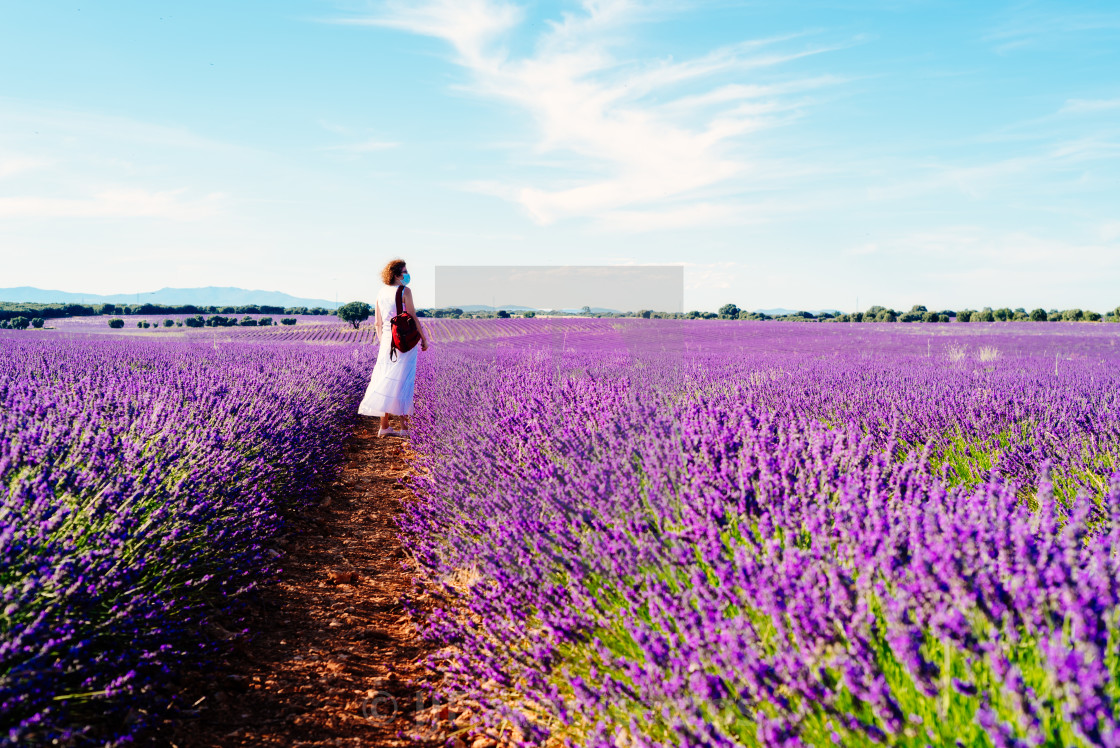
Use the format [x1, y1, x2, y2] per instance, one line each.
[157, 417, 447, 748]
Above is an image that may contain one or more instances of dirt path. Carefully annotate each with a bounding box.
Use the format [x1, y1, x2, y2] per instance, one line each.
[161, 418, 444, 747]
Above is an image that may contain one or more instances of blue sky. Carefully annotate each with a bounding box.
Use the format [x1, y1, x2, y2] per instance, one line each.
[1, 1, 1117, 312]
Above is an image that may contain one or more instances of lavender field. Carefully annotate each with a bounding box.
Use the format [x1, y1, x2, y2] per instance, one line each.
[3, 319, 1120, 746]
[402, 320, 1120, 747]
[0, 335, 373, 745]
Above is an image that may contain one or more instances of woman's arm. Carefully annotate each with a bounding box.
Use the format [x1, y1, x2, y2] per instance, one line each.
[402, 287, 429, 350]
[374, 304, 383, 342]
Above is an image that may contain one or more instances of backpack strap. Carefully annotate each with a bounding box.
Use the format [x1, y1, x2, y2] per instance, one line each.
[395, 285, 404, 316]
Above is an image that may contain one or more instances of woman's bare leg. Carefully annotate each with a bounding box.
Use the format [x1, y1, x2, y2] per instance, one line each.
[379, 413, 391, 431]
[398, 415, 409, 431]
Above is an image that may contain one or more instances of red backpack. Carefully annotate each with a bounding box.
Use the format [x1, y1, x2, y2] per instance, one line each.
[389, 285, 422, 361]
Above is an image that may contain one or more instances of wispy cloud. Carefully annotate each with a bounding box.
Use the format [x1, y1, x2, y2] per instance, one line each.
[0, 189, 225, 220]
[335, 0, 849, 230]
[986, 6, 1120, 53]
[864, 133, 1120, 203]
[315, 120, 400, 153]
[0, 98, 240, 153]
[1060, 98, 1120, 114]
[896, 225, 1118, 270]
[336, 0, 523, 68]
[0, 154, 52, 179]
[321, 138, 400, 153]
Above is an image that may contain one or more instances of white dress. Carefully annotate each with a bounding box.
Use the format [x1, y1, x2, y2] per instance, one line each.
[357, 284, 418, 417]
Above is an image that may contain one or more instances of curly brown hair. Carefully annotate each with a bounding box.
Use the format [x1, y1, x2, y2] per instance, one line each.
[380, 258, 407, 285]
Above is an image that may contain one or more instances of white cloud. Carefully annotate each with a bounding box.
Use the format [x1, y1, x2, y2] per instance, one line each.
[344, 1, 846, 230]
[0, 189, 225, 220]
[595, 202, 753, 232]
[0, 154, 52, 179]
[336, 0, 523, 68]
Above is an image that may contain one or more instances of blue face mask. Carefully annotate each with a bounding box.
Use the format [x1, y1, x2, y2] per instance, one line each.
[401, 272, 411, 286]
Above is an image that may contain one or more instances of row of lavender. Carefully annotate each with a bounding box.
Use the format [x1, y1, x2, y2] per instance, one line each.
[403, 320, 1120, 747]
[0, 335, 372, 745]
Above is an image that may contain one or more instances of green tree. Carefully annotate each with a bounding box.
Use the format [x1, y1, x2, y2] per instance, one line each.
[337, 301, 372, 329]
[921, 311, 938, 323]
[910, 304, 928, 313]
[280, 318, 297, 325]
[977, 308, 995, 322]
[523, 311, 536, 318]
[31, 318, 44, 328]
[718, 303, 740, 319]
[1061, 309, 1084, 322]
[1086, 311, 1102, 322]
[994, 308, 1012, 321]
[163, 319, 175, 327]
[1030, 308, 1047, 321]
[496, 310, 510, 318]
[108, 318, 125, 329]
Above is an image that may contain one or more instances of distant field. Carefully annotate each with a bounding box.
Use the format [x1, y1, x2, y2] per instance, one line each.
[37, 313, 615, 345]
[4, 318, 1120, 745]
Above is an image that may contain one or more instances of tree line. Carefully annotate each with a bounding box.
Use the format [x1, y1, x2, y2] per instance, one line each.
[711, 304, 1120, 323]
[7, 299, 1117, 328]
[0, 301, 335, 323]
[403, 304, 1120, 322]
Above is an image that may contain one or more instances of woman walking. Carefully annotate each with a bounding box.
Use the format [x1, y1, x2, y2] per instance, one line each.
[358, 259, 429, 437]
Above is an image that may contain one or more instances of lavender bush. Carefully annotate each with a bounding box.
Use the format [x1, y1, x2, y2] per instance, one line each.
[402, 320, 1120, 747]
[0, 335, 371, 745]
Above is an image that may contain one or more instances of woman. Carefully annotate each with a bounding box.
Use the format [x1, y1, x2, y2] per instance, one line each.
[358, 259, 429, 437]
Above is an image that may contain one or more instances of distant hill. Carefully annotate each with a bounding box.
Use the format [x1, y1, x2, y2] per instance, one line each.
[0, 286, 341, 309]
